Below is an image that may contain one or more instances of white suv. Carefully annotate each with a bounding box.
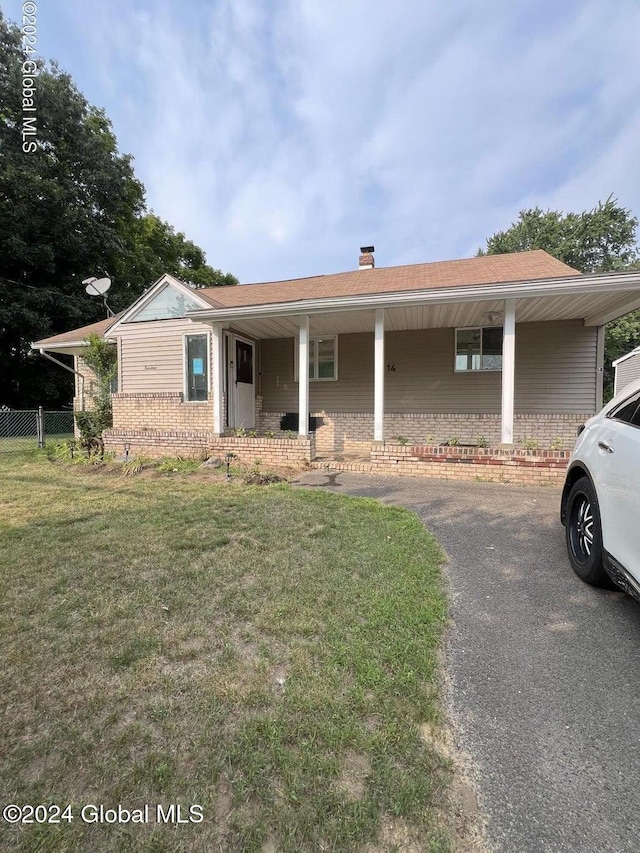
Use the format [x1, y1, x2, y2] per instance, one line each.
[561, 375, 640, 600]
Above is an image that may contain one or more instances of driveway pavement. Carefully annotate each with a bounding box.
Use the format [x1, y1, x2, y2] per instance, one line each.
[294, 471, 640, 853]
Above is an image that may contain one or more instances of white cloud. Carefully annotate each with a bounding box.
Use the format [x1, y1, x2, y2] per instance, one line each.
[5, 0, 640, 280]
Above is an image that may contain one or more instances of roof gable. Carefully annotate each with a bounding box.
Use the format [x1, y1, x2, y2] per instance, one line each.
[106, 274, 214, 332]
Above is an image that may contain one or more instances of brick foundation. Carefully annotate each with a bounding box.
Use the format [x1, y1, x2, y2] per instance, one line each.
[111, 392, 215, 432]
[369, 443, 569, 485]
[208, 436, 315, 468]
[258, 411, 588, 453]
[103, 429, 212, 458]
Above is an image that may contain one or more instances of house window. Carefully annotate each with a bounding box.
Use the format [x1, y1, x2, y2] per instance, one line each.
[296, 335, 338, 381]
[455, 327, 503, 371]
[131, 284, 202, 323]
[185, 334, 209, 401]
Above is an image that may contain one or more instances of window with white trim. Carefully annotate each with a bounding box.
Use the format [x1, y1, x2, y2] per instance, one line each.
[185, 334, 209, 401]
[455, 327, 503, 371]
[295, 335, 338, 381]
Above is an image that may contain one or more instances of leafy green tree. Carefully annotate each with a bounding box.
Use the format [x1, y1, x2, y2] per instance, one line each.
[73, 333, 117, 450]
[111, 214, 237, 308]
[0, 12, 236, 408]
[479, 197, 640, 398]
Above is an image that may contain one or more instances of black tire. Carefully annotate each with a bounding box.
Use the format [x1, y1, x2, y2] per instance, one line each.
[565, 476, 608, 586]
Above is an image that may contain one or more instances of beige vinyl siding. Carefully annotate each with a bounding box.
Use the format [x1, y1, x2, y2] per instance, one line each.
[115, 318, 212, 395]
[260, 320, 598, 415]
[514, 320, 597, 412]
[261, 334, 374, 412]
[615, 353, 640, 395]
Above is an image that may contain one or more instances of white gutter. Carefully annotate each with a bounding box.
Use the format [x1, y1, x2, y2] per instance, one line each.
[38, 348, 85, 410]
[30, 337, 116, 351]
[188, 271, 640, 323]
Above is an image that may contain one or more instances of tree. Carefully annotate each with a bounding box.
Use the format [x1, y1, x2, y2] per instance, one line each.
[73, 333, 117, 452]
[110, 214, 237, 309]
[479, 197, 640, 399]
[0, 12, 236, 408]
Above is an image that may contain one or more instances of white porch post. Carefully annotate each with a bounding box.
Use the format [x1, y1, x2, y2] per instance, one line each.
[211, 322, 224, 435]
[374, 308, 385, 442]
[298, 315, 309, 437]
[501, 299, 516, 444]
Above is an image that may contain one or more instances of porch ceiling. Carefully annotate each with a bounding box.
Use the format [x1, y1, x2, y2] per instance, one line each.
[222, 288, 640, 340]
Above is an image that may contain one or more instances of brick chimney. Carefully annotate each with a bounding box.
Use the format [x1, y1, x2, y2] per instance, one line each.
[358, 245, 375, 270]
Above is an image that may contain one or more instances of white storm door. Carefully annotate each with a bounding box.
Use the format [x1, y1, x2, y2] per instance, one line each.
[232, 336, 255, 428]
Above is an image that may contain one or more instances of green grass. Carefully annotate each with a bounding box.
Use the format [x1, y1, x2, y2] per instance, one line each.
[0, 452, 451, 852]
[0, 433, 74, 452]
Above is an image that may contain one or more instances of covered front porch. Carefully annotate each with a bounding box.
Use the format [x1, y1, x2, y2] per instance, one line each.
[198, 272, 635, 450]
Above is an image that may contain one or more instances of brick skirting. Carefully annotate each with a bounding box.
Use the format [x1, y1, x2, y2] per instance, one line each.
[103, 429, 212, 458]
[103, 429, 314, 467]
[258, 410, 589, 454]
[208, 436, 315, 468]
[369, 443, 569, 485]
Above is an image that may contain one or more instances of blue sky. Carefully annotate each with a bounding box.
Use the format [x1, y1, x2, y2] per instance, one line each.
[6, 0, 640, 283]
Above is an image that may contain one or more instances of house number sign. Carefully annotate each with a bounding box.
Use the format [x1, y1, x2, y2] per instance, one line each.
[387, 364, 396, 372]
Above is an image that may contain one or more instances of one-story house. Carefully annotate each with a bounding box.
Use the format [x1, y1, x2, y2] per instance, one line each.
[613, 346, 640, 396]
[33, 248, 640, 475]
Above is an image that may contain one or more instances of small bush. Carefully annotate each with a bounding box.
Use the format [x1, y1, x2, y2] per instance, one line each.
[395, 435, 409, 445]
[122, 456, 149, 476]
[522, 436, 539, 451]
[549, 436, 565, 451]
[476, 435, 489, 448]
[446, 436, 461, 447]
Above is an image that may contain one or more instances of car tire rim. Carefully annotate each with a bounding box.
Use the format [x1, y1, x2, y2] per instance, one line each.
[572, 495, 594, 561]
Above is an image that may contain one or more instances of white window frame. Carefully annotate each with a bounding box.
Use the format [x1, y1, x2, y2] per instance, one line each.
[454, 326, 503, 373]
[183, 332, 211, 402]
[294, 334, 338, 382]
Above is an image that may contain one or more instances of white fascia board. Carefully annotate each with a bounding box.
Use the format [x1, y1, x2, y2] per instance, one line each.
[107, 273, 213, 333]
[612, 346, 640, 367]
[187, 271, 640, 324]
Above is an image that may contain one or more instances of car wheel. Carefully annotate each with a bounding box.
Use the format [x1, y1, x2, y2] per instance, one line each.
[565, 476, 608, 586]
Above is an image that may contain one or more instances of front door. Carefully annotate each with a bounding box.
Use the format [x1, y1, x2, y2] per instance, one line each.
[229, 336, 255, 428]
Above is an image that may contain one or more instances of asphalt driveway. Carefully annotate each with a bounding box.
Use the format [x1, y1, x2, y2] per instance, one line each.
[294, 471, 640, 853]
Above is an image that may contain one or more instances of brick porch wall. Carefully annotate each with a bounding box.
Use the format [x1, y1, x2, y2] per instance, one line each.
[209, 436, 315, 468]
[257, 411, 588, 453]
[370, 443, 570, 485]
[103, 429, 213, 458]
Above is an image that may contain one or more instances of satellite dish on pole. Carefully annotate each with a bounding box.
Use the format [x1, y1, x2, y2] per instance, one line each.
[85, 277, 111, 296]
[83, 275, 114, 316]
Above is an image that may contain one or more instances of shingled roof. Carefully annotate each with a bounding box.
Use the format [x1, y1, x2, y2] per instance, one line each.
[32, 250, 580, 347]
[32, 313, 123, 348]
[197, 250, 579, 309]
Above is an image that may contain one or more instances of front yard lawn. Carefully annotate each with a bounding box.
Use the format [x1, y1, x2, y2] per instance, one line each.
[0, 453, 450, 852]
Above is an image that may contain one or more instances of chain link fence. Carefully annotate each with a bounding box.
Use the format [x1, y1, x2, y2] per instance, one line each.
[0, 408, 75, 452]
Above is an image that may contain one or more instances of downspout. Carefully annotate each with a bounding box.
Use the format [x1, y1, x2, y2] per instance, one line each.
[39, 349, 85, 410]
